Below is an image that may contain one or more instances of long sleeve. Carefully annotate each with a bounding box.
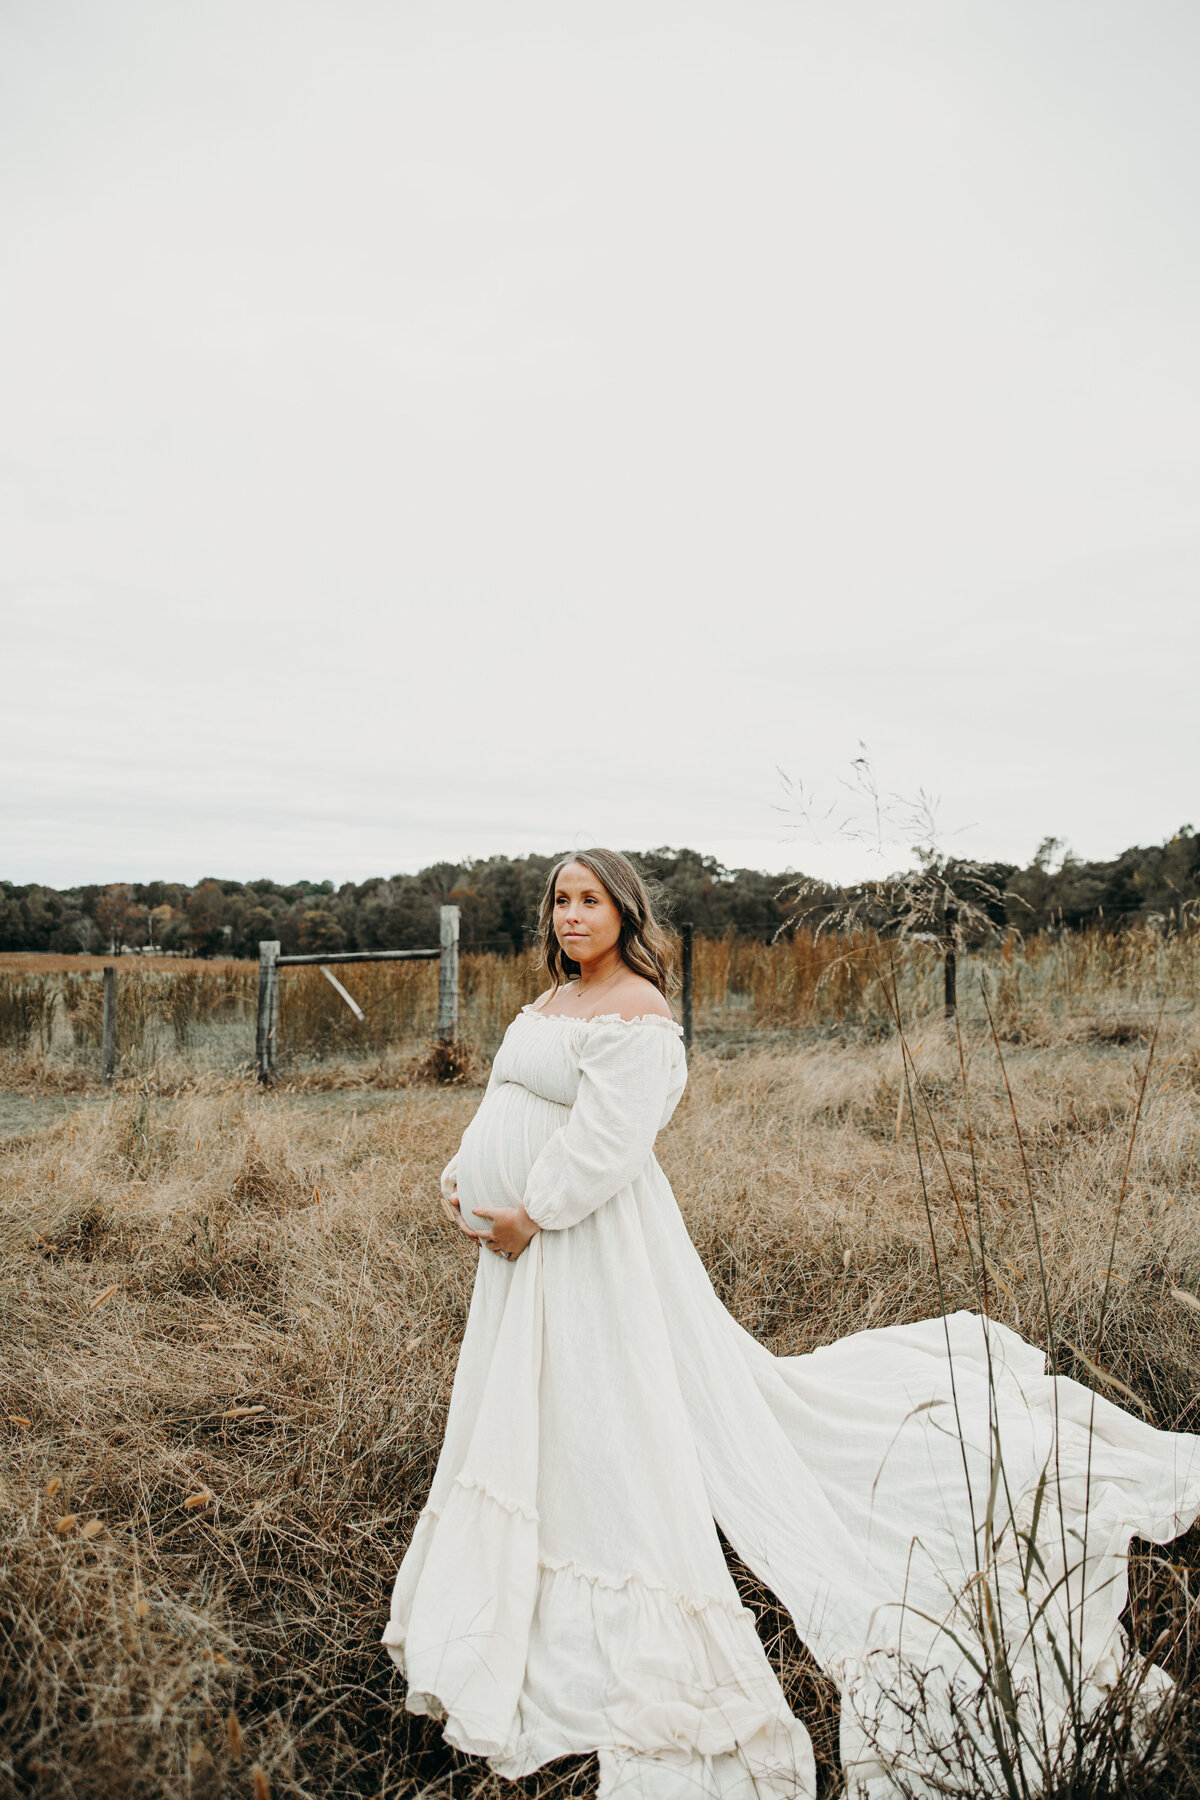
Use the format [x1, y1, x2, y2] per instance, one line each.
[522, 1021, 684, 1231]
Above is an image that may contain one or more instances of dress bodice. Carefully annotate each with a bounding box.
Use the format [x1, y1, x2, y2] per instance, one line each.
[452, 1008, 687, 1233]
[490, 1006, 687, 1109]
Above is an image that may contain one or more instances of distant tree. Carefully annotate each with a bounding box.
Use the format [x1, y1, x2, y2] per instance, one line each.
[0, 890, 27, 950]
[298, 907, 344, 954]
[448, 882, 497, 950]
[18, 886, 67, 949]
[94, 884, 142, 953]
[74, 914, 104, 952]
[421, 862, 466, 905]
[232, 905, 281, 959]
[353, 879, 440, 951]
[5, 827, 1198, 971]
[185, 882, 229, 958]
[47, 911, 94, 953]
[0, 887, 28, 950]
[158, 914, 188, 953]
[1162, 824, 1200, 922]
[152, 906, 189, 954]
[633, 847, 791, 940]
[485, 857, 540, 951]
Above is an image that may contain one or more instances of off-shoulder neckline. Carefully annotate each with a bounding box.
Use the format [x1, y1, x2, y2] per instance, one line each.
[520, 1004, 684, 1037]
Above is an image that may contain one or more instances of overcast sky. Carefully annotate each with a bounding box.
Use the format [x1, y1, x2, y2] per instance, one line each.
[3, 0, 1198, 889]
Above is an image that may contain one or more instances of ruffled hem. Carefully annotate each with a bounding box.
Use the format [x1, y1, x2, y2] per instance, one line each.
[397, 1495, 746, 1616]
[500, 1556, 800, 1773]
[522, 1004, 684, 1037]
[385, 1477, 801, 1778]
[453, 1471, 539, 1523]
[539, 1551, 747, 1618]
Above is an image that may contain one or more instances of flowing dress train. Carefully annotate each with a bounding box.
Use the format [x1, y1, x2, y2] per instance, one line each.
[383, 1008, 1200, 1799]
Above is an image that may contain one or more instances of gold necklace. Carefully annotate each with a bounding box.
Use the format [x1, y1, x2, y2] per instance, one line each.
[575, 968, 621, 1002]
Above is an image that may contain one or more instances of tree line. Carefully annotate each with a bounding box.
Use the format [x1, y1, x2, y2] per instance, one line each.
[1, 829, 1197, 959]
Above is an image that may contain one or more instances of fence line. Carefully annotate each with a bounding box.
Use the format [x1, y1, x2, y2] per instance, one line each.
[256, 905, 460, 1082]
[2, 921, 1195, 1077]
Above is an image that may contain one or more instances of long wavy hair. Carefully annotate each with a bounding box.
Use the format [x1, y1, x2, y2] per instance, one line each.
[534, 848, 676, 996]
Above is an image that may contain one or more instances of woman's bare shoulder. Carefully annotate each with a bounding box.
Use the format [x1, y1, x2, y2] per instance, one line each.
[608, 974, 673, 1022]
[529, 984, 560, 1014]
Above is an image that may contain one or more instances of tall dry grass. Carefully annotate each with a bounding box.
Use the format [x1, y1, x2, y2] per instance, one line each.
[692, 924, 1200, 1038]
[278, 952, 541, 1060]
[0, 954, 541, 1082]
[2, 999, 1199, 1797]
[1, 925, 1196, 1085]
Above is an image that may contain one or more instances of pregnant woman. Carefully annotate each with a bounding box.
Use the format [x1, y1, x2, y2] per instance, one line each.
[383, 849, 1200, 1800]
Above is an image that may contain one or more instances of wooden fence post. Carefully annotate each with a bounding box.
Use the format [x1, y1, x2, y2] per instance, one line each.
[438, 905, 460, 1042]
[681, 923, 694, 1048]
[101, 966, 116, 1085]
[944, 901, 958, 1019]
[256, 941, 280, 1083]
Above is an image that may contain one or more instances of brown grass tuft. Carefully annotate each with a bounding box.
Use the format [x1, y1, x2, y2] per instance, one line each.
[411, 1033, 482, 1086]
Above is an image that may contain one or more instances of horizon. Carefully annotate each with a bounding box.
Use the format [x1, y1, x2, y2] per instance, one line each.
[5, 820, 1193, 896]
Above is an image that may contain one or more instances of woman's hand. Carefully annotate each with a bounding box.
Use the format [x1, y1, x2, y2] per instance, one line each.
[439, 1178, 483, 1241]
[472, 1205, 541, 1263]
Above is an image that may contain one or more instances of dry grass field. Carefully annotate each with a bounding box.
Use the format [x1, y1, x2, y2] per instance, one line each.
[0, 959, 251, 975]
[2, 923, 1197, 1077]
[2, 935, 1199, 1798]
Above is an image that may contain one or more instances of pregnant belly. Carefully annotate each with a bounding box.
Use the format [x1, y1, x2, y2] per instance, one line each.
[456, 1081, 569, 1233]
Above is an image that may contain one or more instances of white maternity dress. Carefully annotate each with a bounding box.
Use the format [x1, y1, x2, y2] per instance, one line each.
[383, 1007, 1200, 1800]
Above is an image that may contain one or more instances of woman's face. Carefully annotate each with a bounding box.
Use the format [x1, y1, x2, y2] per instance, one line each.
[553, 861, 623, 968]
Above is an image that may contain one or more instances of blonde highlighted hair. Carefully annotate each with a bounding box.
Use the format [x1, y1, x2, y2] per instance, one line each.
[535, 849, 676, 996]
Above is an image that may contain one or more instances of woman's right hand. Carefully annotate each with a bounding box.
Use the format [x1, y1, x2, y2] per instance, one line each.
[439, 1177, 482, 1240]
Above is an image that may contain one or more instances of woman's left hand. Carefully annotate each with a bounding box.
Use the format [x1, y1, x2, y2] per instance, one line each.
[472, 1205, 541, 1263]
